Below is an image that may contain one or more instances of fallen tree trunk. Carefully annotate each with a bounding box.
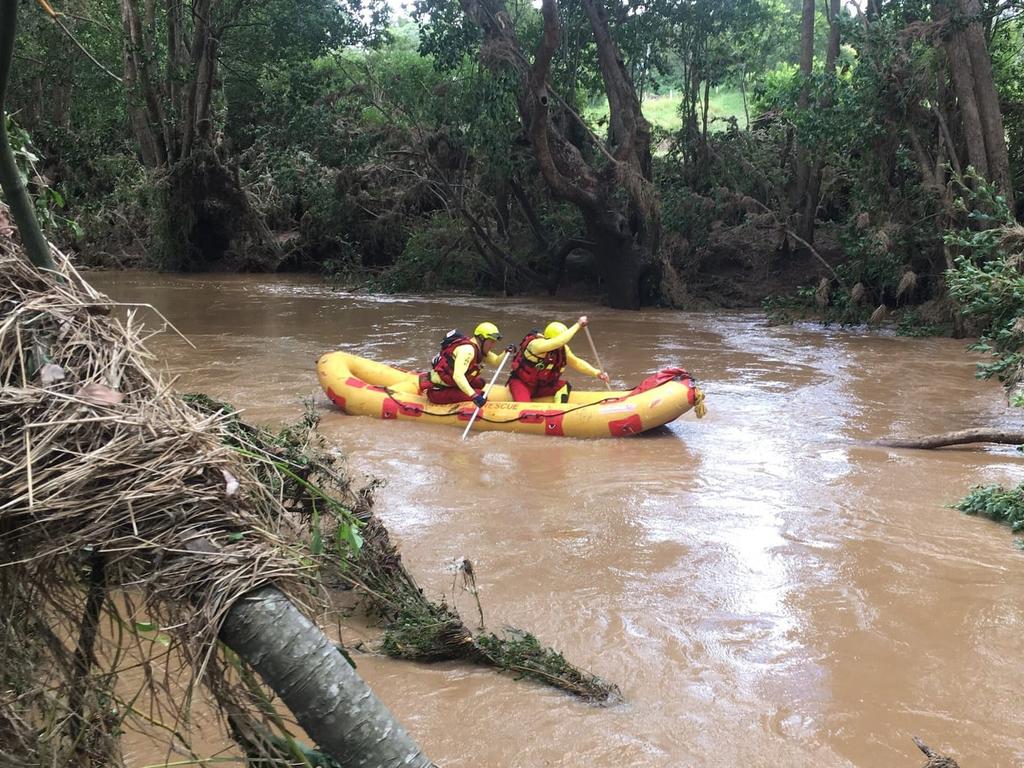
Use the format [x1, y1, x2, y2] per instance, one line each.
[873, 429, 1024, 449]
[220, 587, 437, 768]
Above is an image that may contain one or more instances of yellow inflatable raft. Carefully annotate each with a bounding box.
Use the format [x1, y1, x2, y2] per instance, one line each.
[316, 351, 705, 438]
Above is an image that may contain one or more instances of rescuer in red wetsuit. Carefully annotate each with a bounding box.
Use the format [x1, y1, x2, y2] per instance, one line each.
[507, 315, 608, 403]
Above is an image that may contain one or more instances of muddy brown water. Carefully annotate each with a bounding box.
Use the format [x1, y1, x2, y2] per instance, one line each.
[89, 272, 1024, 768]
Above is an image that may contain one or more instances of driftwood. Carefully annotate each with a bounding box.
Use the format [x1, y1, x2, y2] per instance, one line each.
[913, 736, 961, 768]
[874, 428, 1024, 449]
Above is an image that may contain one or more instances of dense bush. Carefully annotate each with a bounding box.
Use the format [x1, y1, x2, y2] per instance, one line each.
[945, 181, 1024, 399]
[955, 483, 1024, 535]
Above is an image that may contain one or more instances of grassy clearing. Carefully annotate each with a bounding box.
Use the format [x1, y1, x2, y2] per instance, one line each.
[583, 88, 748, 134]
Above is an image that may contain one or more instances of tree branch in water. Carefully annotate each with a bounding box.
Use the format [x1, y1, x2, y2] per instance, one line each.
[912, 736, 961, 768]
[874, 428, 1024, 449]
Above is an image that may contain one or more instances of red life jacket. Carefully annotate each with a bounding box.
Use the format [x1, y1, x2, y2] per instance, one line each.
[430, 331, 481, 388]
[510, 331, 567, 387]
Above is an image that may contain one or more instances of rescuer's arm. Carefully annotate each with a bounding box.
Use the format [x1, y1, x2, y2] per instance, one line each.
[451, 345, 479, 397]
[565, 346, 601, 377]
[528, 322, 581, 355]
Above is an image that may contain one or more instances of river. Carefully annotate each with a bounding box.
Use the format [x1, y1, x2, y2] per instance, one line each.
[90, 272, 1024, 768]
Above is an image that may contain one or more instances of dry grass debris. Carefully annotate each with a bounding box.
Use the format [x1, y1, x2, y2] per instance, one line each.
[0, 243, 315, 765]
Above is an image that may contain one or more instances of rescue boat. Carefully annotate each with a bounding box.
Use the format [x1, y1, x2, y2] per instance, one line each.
[316, 351, 705, 438]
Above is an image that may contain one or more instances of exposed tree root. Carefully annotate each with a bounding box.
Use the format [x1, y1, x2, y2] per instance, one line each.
[874, 428, 1024, 449]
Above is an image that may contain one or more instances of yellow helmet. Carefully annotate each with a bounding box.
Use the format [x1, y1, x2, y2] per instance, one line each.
[543, 321, 568, 339]
[473, 321, 501, 341]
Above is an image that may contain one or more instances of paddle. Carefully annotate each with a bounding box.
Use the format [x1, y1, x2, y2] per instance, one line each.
[583, 324, 612, 391]
[461, 350, 511, 440]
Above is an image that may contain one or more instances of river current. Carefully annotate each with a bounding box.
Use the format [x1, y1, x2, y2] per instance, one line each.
[90, 272, 1024, 768]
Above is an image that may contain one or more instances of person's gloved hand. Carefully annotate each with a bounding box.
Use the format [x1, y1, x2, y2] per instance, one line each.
[505, 344, 516, 355]
[472, 393, 487, 408]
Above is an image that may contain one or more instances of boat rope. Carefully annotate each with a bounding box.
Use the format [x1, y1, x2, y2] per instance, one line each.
[381, 390, 625, 423]
[381, 378, 704, 424]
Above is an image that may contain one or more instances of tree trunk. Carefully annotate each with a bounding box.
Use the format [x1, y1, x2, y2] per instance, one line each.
[958, 0, 1014, 207]
[121, 0, 168, 167]
[510, 178, 550, 252]
[0, 0, 54, 270]
[585, 213, 643, 308]
[50, 83, 72, 130]
[798, 0, 840, 242]
[578, 0, 652, 177]
[792, 0, 815, 216]
[220, 587, 437, 768]
[939, 0, 990, 181]
[179, 0, 215, 160]
[740, 64, 749, 130]
[461, 0, 660, 309]
[873, 428, 1024, 449]
[166, 0, 187, 151]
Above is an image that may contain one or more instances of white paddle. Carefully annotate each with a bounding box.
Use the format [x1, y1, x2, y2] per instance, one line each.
[583, 325, 612, 390]
[461, 351, 511, 440]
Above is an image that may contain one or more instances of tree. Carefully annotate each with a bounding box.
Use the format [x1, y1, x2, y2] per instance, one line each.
[455, 0, 663, 309]
[790, 0, 815, 240]
[117, 0, 273, 267]
[114, 0, 379, 269]
[795, 0, 840, 243]
[939, 0, 1014, 208]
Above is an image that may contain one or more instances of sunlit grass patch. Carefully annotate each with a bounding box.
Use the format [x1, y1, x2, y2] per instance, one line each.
[583, 88, 748, 134]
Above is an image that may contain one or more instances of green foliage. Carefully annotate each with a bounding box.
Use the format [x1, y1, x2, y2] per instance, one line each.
[370, 213, 483, 293]
[945, 179, 1024, 390]
[894, 310, 941, 337]
[73, 156, 156, 265]
[379, 601, 469, 661]
[955, 483, 1024, 535]
[2, 116, 81, 240]
[990, 19, 1024, 204]
[413, 0, 481, 71]
[474, 629, 620, 702]
[2, 0, 1019, 322]
[761, 285, 818, 323]
[750, 63, 799, 114]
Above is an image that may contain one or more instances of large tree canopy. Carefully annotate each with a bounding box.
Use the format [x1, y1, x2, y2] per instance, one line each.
[3, 0, 1022, 313]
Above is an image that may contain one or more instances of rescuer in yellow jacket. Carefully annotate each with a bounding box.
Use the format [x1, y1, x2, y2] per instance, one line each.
[418, 322, 513, 405]
[507, 315, 608, 402]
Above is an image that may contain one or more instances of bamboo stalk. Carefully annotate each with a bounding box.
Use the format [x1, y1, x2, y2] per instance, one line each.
[0, 0, 54, 270]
